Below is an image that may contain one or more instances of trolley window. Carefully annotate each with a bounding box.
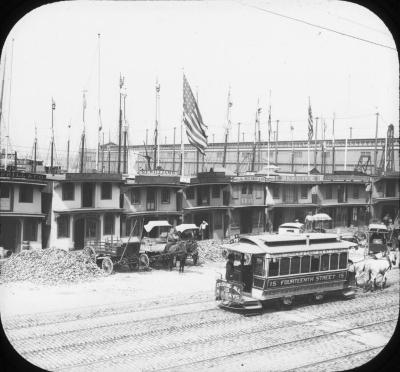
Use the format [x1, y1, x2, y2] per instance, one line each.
[300, 255, 311, 273]
[339, 252, 348, 269]
[268, 259, 279, 277]
[280, 257, 290, 275]
[253, 256, 264, 276]
[290, 256, 300, 274]
[330, 253, 339, 270]
[310, 255, 320, 272]
[321, 254, 330, 271]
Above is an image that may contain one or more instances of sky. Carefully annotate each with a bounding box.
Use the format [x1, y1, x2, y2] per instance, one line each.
[0, 0, 398, 162]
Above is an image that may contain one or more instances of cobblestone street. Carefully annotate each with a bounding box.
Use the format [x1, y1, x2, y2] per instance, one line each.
[1, 263, 399, 371]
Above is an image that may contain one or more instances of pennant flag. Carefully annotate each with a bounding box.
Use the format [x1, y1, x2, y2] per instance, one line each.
[183, 74, 208, 155]
[308, 99, 313, 141]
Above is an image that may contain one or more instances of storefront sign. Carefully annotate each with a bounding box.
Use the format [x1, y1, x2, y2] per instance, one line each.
[138, 169, 177, 176]
[231, 176, 265, 183]
[216, 279, 243, 302]
[266, 271, 346, 288]
[0, 170, 46, 181]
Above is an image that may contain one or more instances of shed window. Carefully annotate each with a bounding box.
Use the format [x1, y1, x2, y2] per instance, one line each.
[23, 220, 37, 241]
[0, 184, 10, 198]
[186, 187, 195, 200]
[62, 183, 75, 200]
[290, 256, 300, 274]
[19, 185, 33, 203]
[310, 255, 320, 272]
[300, 185, 308, 199]
[104, 214, 115, 235]
[300, 255, 311, 273]
[321, 254, 330, 271]
[352, 185, 359, 199]
[212, 185, 220, 198]
[280, 257, 290, 275]
[57, 215, 70, 238]
[271, 185, 280, 199]
[268, 259, 279, 277]
[325, 185, 332, 199]
[130, 189, 140, 204]
[330, 253, 339, 270]
[339, 252, 348, 269]
[101, 183, 112, 200]
[161, 188, 170, 204]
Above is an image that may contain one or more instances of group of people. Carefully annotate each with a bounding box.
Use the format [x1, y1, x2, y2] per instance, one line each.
[166, 227, 187, 273]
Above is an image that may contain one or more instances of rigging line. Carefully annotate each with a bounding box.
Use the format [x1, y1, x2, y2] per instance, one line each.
[236, 0, 396, 51]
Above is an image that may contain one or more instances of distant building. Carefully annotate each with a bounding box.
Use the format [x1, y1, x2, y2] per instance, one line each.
[0, 170, 48, 252]
[47, 173, 123, 250]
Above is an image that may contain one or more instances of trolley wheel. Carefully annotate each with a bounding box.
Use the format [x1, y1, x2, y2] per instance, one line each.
[101, 257, 114, 275]
[139, 253, 149, 268]
[83, 246, 96, 262]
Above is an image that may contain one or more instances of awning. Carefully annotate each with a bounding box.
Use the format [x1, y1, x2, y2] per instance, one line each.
[222, 242, 267, 255]
[176, 224, 199, 233]
[0, 213, 46, 219]
[54, 208, 122, 215]
[144, 220, 171, 232]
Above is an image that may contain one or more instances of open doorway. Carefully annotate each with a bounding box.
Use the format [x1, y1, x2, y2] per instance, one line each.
[0, 219, 21, 252]
[74, 218, 85, 249]
[239, 208, 253, 234]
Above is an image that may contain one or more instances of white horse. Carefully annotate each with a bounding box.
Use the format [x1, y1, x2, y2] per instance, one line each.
[348, 253, 395, 291]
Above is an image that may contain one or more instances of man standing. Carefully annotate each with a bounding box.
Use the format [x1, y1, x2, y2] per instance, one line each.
[225, 253, 235, 281]
[179, 244, 187, 273]
[199, 220, 208, 240]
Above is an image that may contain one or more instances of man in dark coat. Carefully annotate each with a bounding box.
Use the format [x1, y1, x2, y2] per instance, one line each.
[226, 253, 235, 281]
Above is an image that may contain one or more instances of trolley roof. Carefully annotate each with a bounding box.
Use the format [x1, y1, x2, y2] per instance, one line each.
[223, 233, 356, 257]
[368, 223, 388, 231]
[279, 222, 304, 229]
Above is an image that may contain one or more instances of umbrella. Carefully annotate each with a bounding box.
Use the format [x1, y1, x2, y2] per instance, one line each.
[311, 213, 332, 222]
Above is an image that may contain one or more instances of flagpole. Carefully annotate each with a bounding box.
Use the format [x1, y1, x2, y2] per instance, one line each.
[332, 113, 335, 173]
[314, 116, 318, 170]
[307, 97, 312, 175]
[344, 128, 348, 171]
[236, 122, 240, 175]
[96, 33, 101, 172]
[181, 73, 184, 177]
[267, 91, 271, 178]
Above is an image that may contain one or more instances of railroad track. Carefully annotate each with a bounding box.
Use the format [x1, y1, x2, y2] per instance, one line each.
[5, 289, 398, 371]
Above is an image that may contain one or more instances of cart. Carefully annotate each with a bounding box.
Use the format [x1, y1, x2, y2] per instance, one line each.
[175, 224, 200, 265]
[84, 236, 149, 275]
[140, 221, 199, 268]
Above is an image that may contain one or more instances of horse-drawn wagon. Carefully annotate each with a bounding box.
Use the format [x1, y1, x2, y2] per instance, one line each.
[84, 236, 150, 274]
[141, 221, 200, 267]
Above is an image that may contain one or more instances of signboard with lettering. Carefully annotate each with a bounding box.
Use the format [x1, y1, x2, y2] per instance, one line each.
[231, 176, 266, 183]
[215, 279, 243, 303]
[138, 169, 177, 176]
[0, 170, 47, 181]
[266, 271, 346, 288]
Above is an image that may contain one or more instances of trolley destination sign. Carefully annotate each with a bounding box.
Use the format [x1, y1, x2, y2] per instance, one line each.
[267, 271, 347, 288]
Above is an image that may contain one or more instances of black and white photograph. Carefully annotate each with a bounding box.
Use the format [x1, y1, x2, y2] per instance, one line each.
[0, 0, 399, 371]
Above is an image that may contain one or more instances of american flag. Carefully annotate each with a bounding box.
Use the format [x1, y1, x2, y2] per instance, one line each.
[183, 74, 208, 155]
[308, 100, 313, 141]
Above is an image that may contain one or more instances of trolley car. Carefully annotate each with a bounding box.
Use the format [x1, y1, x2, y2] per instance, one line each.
[216, 233, 357, 312]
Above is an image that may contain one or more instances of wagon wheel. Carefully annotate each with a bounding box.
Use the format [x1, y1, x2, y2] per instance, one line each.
[139, 253, 150, 268]
[83, 246, 96, 262]
[101, 257, 114, 275]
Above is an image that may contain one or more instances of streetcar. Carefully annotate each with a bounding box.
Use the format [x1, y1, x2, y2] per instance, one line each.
[215, 233, 357, 312]
[367, 223, 389, 256]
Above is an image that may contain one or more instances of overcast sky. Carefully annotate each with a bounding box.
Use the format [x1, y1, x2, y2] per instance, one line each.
[0, 0, 398, 161]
